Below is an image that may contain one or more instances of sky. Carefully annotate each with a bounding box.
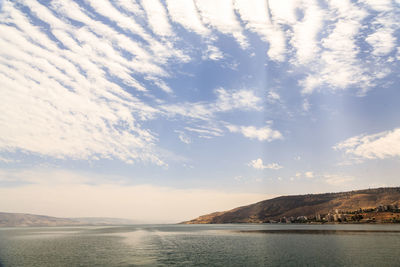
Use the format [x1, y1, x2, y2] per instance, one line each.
[0, 0, 400, 223]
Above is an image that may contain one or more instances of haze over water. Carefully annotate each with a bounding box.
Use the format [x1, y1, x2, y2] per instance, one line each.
[1, 224, 400, 266]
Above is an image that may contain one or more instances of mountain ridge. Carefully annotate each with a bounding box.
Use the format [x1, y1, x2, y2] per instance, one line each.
[182, 187, 400, 224]
[0, 212, 136, 227]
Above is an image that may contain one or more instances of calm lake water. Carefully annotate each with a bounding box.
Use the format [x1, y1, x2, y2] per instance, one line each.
[1, 224, 400, 266]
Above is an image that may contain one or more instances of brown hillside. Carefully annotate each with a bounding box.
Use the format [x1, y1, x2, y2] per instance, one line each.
[182, 187, 400, 224]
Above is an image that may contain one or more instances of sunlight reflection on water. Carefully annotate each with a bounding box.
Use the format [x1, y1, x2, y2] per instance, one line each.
[0, 224, 400, 266]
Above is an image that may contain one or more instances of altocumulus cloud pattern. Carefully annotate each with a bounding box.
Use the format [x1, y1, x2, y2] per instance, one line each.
[0, 0, 399, 167]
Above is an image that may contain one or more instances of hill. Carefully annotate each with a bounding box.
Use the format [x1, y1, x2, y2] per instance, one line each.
[182, 187, 400, 224]
[0, 212, 135, 227]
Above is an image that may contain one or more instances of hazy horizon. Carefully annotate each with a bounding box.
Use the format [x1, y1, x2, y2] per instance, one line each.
[1, 0, 399, 223]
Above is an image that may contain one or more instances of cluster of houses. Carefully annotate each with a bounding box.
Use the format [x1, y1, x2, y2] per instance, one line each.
[270, 204, 400, 224]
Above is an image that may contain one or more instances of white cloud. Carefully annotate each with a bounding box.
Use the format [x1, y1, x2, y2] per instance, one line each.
[1, 0, 397, 168]
[215, 88, 261, 112]
[203, 45, 224, 61]
[184, 127, 223, 139]
[145, 76, 173, 94]
[361, 0, 393, 12]
[0, 156, 18, 164]
[248, 158, 283, 170]
[268, 0, 299, 24]
[115, 0, 145, 17]
[159, 87, 264, 143]
[163, 88, 261, 120]
[300, 0, 370, 94]
[234, 175, 244, 181]
[324, 174, 355, 186]
[227, 124, 282, 142]
[267, 91, 280, 102]
[304, 171, 314, 178]
[296, 0, 400, 95]
[294, 171, 314, 179]
[334, 128, 400, 162]
[234, 0, 286, 61]
[365, 10, 398, 58]
[141, 0, 174, 37]
[166, 0, 210, 36]
[0, 1, 204, 166]
[290, 0, 325, 65]
[366, 28, 396, 56]
[195, 0, 248, 48]
[81, 0, 189, 63]
[175, 130, 191, 144]
[302, 99, 311, 111]
[0, 168, 271, 223]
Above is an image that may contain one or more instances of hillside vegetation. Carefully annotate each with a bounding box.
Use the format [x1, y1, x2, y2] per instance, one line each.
[183, 187, 400, 224]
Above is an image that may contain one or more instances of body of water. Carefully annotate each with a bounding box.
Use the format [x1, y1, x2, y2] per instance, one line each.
[1, 224, 400, 266]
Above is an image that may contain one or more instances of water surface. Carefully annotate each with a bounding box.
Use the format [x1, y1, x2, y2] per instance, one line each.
[1, 224, 400, 266]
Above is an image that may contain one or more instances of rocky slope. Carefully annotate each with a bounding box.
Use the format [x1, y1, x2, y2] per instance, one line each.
[182, 187, 400, 224]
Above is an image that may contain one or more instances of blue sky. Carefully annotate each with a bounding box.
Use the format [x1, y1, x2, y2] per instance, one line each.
[0, 0, 400, 222]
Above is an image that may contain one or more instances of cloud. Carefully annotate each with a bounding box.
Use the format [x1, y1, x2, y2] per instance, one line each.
[290, 0, 326, 65]
[233, 0, 286, 61]
[0, 156, 18, 164]
[234, 175, 244, 182]
[323, 174, 355, 186]
[366, 28, 396, 56]
[114, 0, 145, 17]
[334, 128, 400, 162]
[0, 1, 190, 165]
[361, 0, 393, 12]
[202, 45, 224, 61]
[184, 127, 223, 139]
[267, 91, 280, 102]
[141, 0, 173, 37]
[302, 99, 311, 111]
[299, 0, 370, 94]
[163, 88, 261, 120]
[248, 158, 283, 170]
[1, 0, 398, 168]
[296, 0, 400, 95]
[161, 88, 263, 142]
[364, 11, 398, 57]
[166, 0, 210, 36]
[304, 171, 314, 178]
[175, 130, 191, 144]
[195, 0, 248, 48]
[268, 0, 299, 24]
[0, 168, 271, 223]
[226, 124, 282, 142]
[294, 171, 314, 179]
[214, 88, 262, 112]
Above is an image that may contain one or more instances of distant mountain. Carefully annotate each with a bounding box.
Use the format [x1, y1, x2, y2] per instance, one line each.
[182, 187, 400, 224]
[0, 212, 135, 227]
[71, 217, 136, 225]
